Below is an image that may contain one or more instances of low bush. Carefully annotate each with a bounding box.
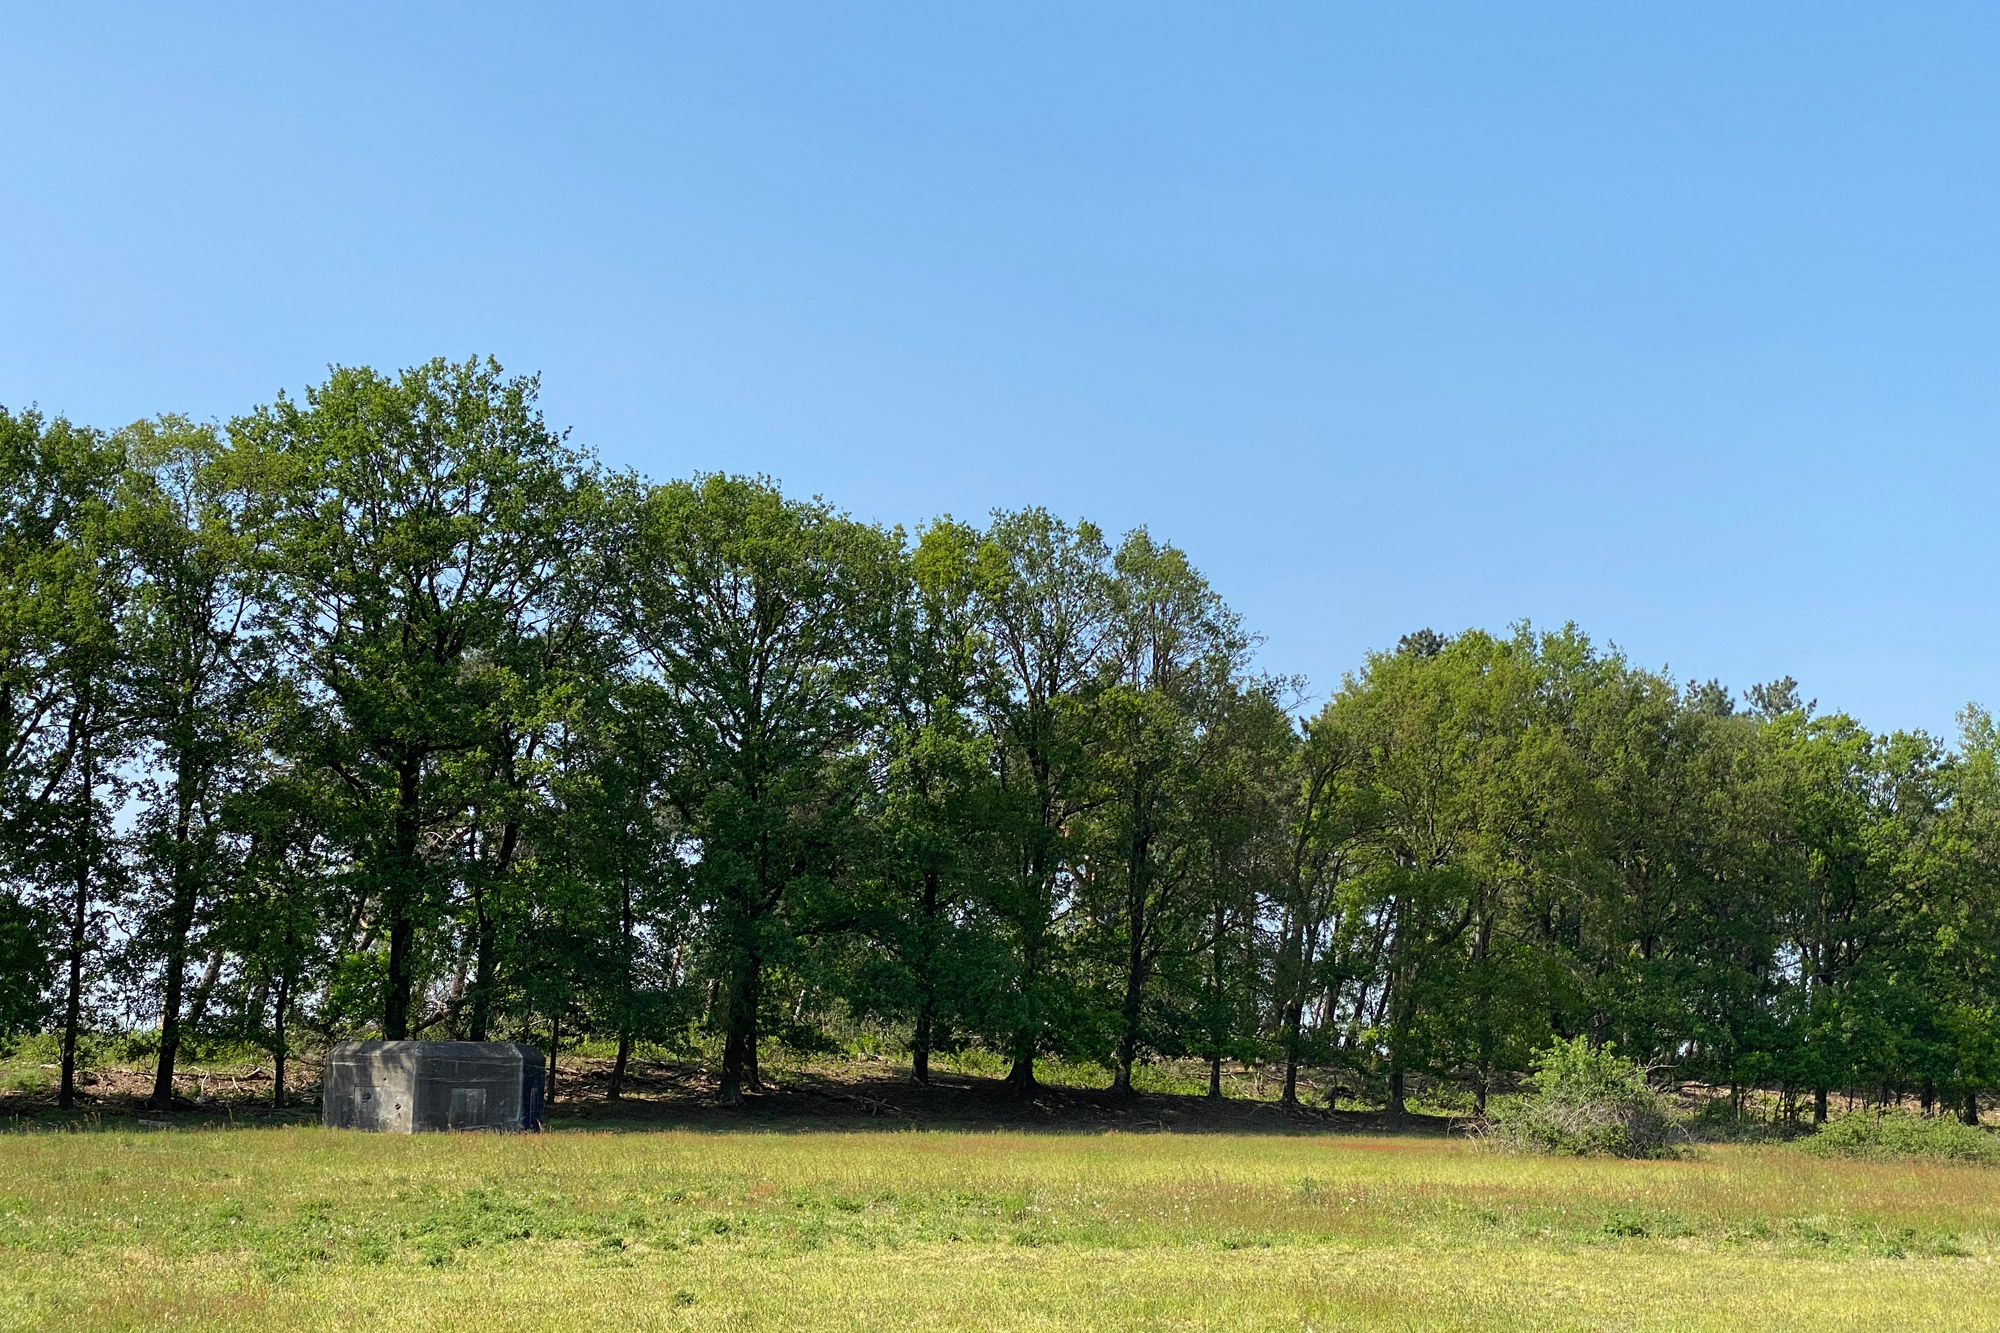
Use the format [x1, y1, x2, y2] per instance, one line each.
[1484, 1036, 1679, 1158]
[1801, 1112, 2000, 1165]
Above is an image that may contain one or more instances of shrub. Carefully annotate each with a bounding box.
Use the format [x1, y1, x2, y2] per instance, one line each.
[1800, 1112, 2000, 1165]
[1484, 1036, 1679, 1158]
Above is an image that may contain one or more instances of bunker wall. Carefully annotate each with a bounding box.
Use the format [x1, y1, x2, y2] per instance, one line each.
[323, 1041, 543, 1133]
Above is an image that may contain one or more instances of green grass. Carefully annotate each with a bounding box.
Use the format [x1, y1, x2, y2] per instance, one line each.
[3, 1125, 1997, 1331]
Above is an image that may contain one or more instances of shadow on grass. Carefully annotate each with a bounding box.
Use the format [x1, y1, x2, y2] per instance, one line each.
[3, 1063, 1466, 1140]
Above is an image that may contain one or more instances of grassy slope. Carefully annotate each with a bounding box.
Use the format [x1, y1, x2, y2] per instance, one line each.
[3, 1126, 1997, 1332]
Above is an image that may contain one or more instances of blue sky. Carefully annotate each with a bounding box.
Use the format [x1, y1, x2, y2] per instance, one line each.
[4, 5, 1995, 736]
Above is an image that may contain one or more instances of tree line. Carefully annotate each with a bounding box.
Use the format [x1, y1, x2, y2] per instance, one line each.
[3, 357, 1997, 1122]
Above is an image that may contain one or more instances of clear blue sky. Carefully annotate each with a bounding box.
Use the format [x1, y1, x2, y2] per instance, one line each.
[5, 6, 1995, 737]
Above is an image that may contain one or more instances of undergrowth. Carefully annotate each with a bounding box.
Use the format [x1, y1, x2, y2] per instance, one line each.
[1800, 1112, 2000, 1165]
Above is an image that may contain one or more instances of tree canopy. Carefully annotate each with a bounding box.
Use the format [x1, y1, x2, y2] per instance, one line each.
[3, 359, 1996, 1124]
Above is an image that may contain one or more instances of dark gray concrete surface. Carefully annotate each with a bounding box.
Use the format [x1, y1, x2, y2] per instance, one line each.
[322, 1041, 545, 1133]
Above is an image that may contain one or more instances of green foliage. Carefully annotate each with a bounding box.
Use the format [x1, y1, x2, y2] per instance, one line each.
[1801, 1112, 2000, 1165]
[1486, 1036, 1680, 1158]
[225, 356, 597, 1041]
[619, 472, 901, 1100]
[0, 891, 53, 1041]
[7, 359, 2000, 1128]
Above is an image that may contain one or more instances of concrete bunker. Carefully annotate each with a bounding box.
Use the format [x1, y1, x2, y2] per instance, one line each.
[322, 1041, 545, 1133]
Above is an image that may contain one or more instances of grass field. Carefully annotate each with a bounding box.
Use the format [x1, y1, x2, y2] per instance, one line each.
[4, 1124, 1997, 1332]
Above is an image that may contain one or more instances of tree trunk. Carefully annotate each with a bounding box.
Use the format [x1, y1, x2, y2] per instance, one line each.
[1963, 1091, 1982, 1127]
[467, 816, 520, 1043]
[912, 869, 939, 1084]
[185, 950, 224, 1032]
[1004, 835, 1058, 1098]
[271, 970, 290, 1111]
[57, 728, 92, 1112]
[467, 883, 496, 1042]
[149, 815, 200, 1111]
[1389, 1068, 1407, 1116]
[1007, 957, 1038, 1090]
[606, 868, 636, 1103]
[1111, 958, 1143, 1094]
[546, 1014, 560, 1104]
[151, 988, 183, 1110]
[719, 955, 761, 1104]
[384, 905, 415, 1039]
[1814, 1086, 1829, 1125]
[1471, 911, 1494, 1120]
[912, 1004, 932, 1085]
[58, 857, 87, 1111]
[1280, 996, 1304, 1107]
[1007, 925, 1042, 1094]
[1112, 813, 1151, 1100]
[382, 757, 422, 1040]
[1206, 898, 1226, 1101]
[1276, 894, 1312, 1110]
[609, 1030, 633, 1101]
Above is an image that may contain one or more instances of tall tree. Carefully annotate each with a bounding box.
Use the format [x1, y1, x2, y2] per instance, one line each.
[119, 418, 267, 1110]
[1095, 530, 1250, 1096]
[619, 474, 897, 1103]
[1758, 703, 1903, 1123]
[0, 409, 132, 1108]
[966, 510, 1117, 1090]
[225, 359, 591, 1038]
[0, 409, 95, 1052]
[1546, 656, 1771, 1090]
[1314, 630, 1549, 1113]
[1175, 681, 1292, 1098]
[848, 519, 1004, 1084]
[1268, 704, 1366, 1107]
[1922, 709, 2000, 1123]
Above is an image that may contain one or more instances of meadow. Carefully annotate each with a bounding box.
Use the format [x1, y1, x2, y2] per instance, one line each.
[4, 1123, 1997, 1332]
